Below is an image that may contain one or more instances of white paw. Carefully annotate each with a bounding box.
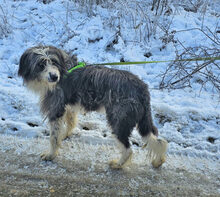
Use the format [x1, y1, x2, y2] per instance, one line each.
[109, 154, 132, 169]
[152, 155, 166, 168]
[40, 151, 57, 161]
[109, 160, 123, 169]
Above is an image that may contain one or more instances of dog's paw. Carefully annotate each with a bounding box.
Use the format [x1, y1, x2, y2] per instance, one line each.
[151, 155, 166, 168]
[109, 160, 123, 169]
[109, 152, 132, 169]
[40, 152, 56, 161]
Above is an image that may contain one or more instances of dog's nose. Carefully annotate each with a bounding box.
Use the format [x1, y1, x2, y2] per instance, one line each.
[49, 72, 58, 82]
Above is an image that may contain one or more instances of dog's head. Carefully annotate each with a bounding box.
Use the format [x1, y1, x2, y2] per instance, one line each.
[18, 46, 70, 92]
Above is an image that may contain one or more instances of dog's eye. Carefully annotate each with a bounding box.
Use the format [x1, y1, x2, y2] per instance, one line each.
[39, 64, 45, 70]
[52, 60, 59, 66]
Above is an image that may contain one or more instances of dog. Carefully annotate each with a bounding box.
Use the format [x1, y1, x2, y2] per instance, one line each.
[18, 45, 168, 169]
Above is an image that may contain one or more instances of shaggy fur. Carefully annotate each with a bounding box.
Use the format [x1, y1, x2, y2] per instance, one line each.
[18, 45, 168, 168]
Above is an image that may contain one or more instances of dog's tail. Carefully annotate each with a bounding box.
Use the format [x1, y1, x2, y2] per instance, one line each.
[137, 94, 168, 168]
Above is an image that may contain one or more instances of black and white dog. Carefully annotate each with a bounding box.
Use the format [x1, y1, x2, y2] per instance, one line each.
[18, 45, 168, 168]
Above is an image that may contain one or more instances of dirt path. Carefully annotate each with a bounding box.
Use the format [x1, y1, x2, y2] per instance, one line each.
[0, 135, 219, 197]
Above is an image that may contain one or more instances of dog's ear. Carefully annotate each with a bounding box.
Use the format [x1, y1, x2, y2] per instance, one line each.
[18, 49, 31, 79]
[70, 55, 78, 67]
[64, 54, 78, 70]
[56, 48, 78, 70]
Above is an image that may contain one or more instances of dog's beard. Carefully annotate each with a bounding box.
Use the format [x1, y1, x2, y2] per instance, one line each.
[25, 79, 54, 95]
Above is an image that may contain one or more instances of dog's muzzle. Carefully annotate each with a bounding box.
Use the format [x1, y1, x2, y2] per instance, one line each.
[48, 72, 58, 82]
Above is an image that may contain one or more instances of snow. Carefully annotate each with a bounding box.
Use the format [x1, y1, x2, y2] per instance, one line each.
[0, 0, 219, 171]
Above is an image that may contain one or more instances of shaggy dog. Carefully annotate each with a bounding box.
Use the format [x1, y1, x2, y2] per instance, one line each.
[18, 45, 168, 168]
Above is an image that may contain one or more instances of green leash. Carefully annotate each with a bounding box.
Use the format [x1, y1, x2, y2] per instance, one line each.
[68, 56, 220, 73]
[94, 56, 220, 66]
[67, 62, 87, 73]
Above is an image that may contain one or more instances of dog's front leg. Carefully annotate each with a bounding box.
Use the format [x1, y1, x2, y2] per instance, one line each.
[41, 117, 63, 161]
[64, 106, 78, 139]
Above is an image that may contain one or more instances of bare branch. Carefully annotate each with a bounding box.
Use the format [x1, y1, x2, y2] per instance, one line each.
[159, 26, 220, 95]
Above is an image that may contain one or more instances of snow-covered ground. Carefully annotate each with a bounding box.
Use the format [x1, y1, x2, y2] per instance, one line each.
[0, 0, 220, 184]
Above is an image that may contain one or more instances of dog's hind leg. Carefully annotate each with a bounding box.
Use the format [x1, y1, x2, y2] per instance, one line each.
[139, 116, 168, 168]
[138, 100, 168, 168]
[64, 106, 78, 139]
[106, 104, 136, 169]
[109, 135, 133, 169]
[41, 118, 63, 161]
[142, 133, 168, 168]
